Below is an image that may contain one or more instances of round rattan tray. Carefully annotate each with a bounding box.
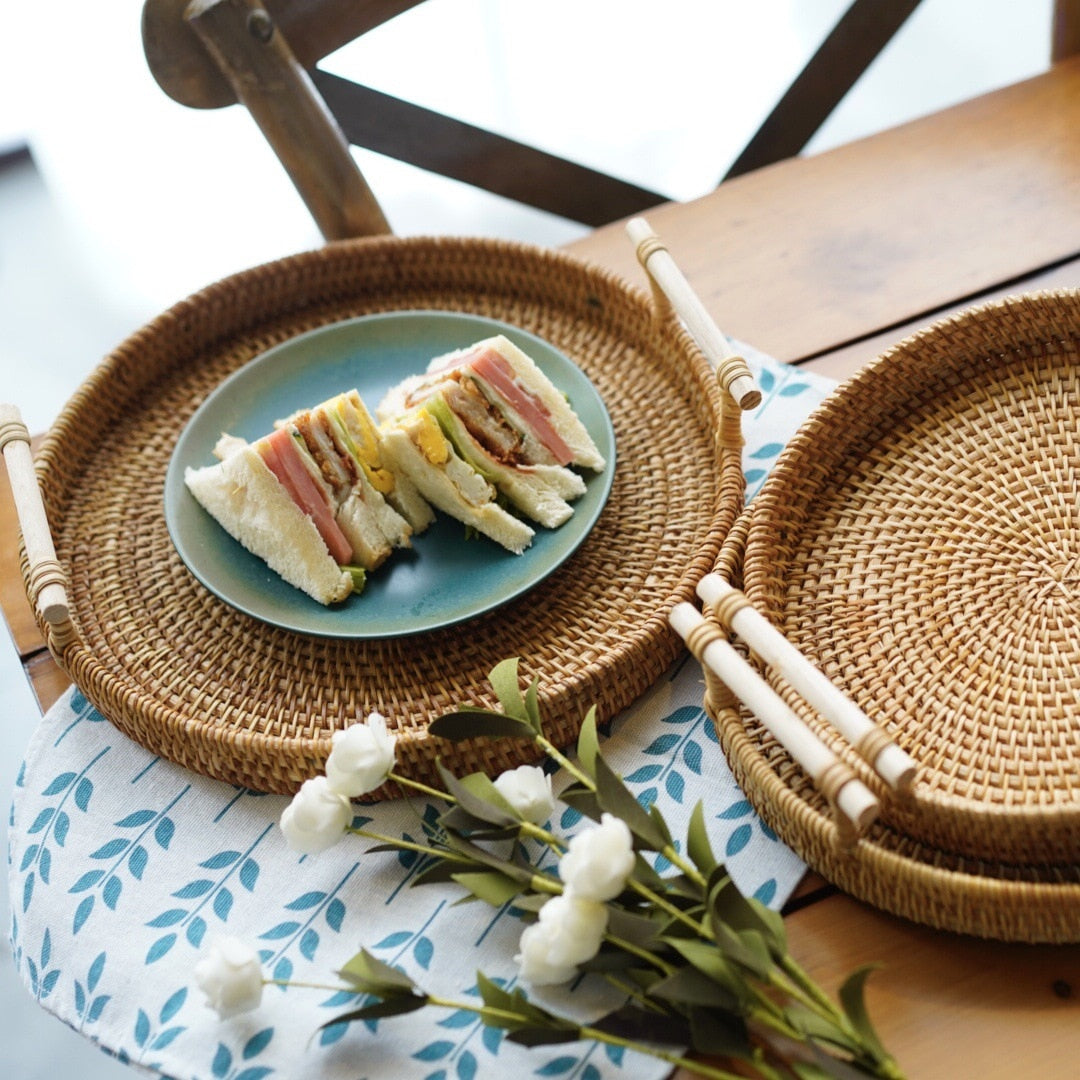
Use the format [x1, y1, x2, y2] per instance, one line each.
[27, 235, 744, 796]
[706, 290, 1080, 943]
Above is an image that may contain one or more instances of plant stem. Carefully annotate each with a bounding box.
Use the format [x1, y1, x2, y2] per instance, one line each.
[777, 953, 845, 1019]
[534, 733, 706, 888]
[265, 978, 342, 992]
[348, 826, 471, 865]
[417, 993, 757, 1080]
[388, 770, 452, 804]
[574, 1022, 755, 1080]
[601, 972, 669, 1013]
[519, 820, 568, 856]
[628, 878, 712, 940]
[605, 932, 677, 976]
[535, 733, 594, 790]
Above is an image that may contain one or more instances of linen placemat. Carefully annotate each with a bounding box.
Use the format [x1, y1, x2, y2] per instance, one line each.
[7, 348, 835, 1079]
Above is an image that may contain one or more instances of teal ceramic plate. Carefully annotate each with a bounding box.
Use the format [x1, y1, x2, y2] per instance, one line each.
[164, 311, 615, 637]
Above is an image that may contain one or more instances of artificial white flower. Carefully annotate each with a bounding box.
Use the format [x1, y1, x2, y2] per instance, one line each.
[535, 893, 609, 965]
[279, 775, 352, 854]
[515, 893, 609, 985]
[324, 711, 396, 798]
[558, 812, 636, 902]
[194, 936, 264, 1019]
[516, 920, 579, 986]
[493, 764, 555, 824]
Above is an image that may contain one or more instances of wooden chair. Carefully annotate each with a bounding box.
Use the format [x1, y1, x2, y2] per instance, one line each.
[142, 0, 1076, 242]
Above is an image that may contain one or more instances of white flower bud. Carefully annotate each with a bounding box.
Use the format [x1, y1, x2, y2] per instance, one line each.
[194, 936, 264, 1019]
[535, 893, 609, 966]
[516, 921, 579, 986]
[324, 711, 396, 798]
[279, 776, 351, 854]
[493, 764, 555, 824]
[515, 893, 609, 986]
[558, 812, 635, 902]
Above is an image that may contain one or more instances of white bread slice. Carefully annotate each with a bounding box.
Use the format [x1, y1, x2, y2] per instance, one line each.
[380, 423, 535, 555]
[382, 472, 435, 534]
[335, 490, 393, 570]
[184, 446, 353, 605]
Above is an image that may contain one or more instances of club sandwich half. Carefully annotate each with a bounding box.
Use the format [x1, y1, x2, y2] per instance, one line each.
[185, 390, 433, 604]
[377, 335, 605, 554]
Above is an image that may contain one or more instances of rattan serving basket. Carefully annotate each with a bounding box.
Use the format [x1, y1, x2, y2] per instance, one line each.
[703, 290, 1080, 944]
[9, 234, 747, 797]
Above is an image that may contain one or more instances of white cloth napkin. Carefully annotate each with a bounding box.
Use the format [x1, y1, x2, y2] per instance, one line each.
[7, 348, 835, 1080]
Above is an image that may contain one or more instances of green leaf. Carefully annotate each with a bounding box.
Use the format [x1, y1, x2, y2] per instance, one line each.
[661, 938, 751, 1011]
[506, 892, 548, 914]
[439, 829, 540, 885]
[686, 801, 717, 876]
[320, 994, 428, 1026]
[785, 1002, 859, 1051]
[837, 965, 889, 1064]
[649, 802, 673, 848]
[475, 975, 571, 1033]
[523, 676, 542, 734]
[629, 852, 667, 894]
[337, 950, 418, 997]
[505, 1025, 582, 1047]
[410, 860, 468, 887]
[437, 764, 518, 827]
[712, 924, 772, 980]
[557, 782, 602, 824]
[707, 869, 787, 960]
[593, 752, 668, 851]
[662, 874, 706, 903]
[577, 948, 657, 974]
[576, 706, 600, 778]
[649, 965, 743, 1012]
[429, 708, 535, 742]
[476, 971, 517, 1014]
[790, 1063, 840, 1080]
[605, 905, 665, 949]
[688, 1006, 753, 1061]
[589, 1003, 691, 1047]
[488, 658, 529, 721]
[807, 1040, 889, 1080]
[437, 805, 519, 841]
[452, 870, 525, 908]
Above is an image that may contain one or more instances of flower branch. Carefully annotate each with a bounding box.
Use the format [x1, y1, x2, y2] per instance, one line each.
[193, 658, 904, 1080]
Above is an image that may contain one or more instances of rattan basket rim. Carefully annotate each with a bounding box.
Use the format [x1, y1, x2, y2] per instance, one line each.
[708, 693, 1080, 943]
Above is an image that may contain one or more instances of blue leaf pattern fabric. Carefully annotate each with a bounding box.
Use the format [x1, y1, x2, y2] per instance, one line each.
[8, 348, 831, 1078]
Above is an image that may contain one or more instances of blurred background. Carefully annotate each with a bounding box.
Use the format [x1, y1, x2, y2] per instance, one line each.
[0, 1, 1056, 1074]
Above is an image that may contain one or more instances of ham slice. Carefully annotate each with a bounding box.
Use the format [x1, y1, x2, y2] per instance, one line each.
[469, 349, 574, 466]
[258, 428, 354, 565]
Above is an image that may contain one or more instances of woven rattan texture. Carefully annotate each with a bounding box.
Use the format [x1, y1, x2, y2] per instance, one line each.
[30, 236, 742, 796]
[709, 291, 1080, 942]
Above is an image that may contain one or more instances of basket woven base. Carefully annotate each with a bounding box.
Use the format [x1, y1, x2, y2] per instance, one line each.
[31, 236, 744, 796]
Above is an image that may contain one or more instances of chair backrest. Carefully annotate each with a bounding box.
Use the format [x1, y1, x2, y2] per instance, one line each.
[142, 0, 1075, 241]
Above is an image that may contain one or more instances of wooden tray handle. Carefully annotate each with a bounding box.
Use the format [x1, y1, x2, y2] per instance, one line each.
[0, 404, 78, 654]
[626, 217, 761, 412]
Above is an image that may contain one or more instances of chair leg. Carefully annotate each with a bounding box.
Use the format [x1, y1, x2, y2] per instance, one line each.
[186, 0, 391, 239]
[1053, 0, 1080, 61]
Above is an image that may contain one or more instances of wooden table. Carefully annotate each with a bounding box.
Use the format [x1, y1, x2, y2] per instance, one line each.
[5, 57, 1080, 1080]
